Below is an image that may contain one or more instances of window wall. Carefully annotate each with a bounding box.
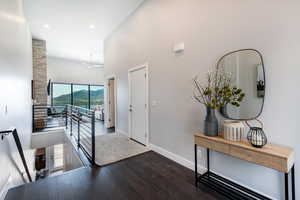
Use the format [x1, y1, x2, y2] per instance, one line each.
[73, 84, 89, 109]
[90, 85, 104, 110]
[51, 83, 104, 111]
[52, 83, 72, 113]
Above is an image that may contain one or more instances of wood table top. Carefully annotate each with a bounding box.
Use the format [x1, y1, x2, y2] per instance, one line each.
[195, 133, 294, 172]
[195, 133, 293, 159]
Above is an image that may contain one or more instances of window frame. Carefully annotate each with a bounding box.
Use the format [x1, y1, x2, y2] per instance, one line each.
[51, 82, 72, 107]
[51, 82, 104, 109]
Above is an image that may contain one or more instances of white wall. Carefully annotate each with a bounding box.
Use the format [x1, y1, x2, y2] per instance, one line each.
[0, 0, 34, 193]
[48, 56, 104, 85]
[104, 0, 300, 199]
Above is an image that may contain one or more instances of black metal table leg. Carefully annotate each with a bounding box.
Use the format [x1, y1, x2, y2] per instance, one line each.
[292, 165, 295, 200]
[195, 145, 272, 200]
[285, 171, 289, 200]
[195, 144, 198, 187]
[207, 148, 210, 172]
[285, 165, 296, 200]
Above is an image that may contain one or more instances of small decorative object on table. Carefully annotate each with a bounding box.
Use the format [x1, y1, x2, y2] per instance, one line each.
[193, 67, 245, 137]
[246, 119, 267, 148]
[223, 120, 245, 141]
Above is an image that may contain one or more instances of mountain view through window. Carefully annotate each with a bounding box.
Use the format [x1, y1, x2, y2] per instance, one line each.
[52, 83, 104, 112]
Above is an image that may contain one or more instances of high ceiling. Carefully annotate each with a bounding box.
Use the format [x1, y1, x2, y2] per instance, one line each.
[23, 0, 144, 64]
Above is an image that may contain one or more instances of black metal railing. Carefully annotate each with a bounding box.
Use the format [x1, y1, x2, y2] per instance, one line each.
[0, 128, 32, 182]
[32, 105, 66, 132]
[66, 105, 95, 165]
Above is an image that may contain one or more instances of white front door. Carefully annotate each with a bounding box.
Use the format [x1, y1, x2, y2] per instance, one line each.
[129, 67, 147, 145]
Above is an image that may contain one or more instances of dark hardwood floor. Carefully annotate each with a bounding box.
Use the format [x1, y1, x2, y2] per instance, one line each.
[5, 151, 227, 200]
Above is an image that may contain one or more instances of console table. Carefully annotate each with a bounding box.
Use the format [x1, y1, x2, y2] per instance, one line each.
[194, 133, 295, 200]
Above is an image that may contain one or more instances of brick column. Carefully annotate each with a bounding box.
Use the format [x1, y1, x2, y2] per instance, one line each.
[32, 39, 48, 130]
[32, 39, 48, 104]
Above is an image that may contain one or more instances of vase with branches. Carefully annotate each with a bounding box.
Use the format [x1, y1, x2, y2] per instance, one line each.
[193, 67, 245, 136]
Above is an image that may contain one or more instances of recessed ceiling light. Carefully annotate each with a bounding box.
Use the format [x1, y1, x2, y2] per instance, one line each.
[43, 24, 50, 29]
[89, 24, 95, 29]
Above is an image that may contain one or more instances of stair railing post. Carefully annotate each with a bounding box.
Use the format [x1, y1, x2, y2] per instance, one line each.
[65, 105, 68, 128]
[77, 109, 80, 148]
[70, 105, 73, 136]
[91, 110, 95, 165]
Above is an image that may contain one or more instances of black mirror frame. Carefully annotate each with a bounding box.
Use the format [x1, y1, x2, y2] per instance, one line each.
[217, 49, 266, 121]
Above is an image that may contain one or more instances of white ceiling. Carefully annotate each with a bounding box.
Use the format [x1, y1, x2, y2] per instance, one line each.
[23, 0, 144, 64]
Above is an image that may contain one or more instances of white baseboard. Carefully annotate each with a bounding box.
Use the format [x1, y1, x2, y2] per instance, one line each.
[148, 143, 207, 173]
[0, 175, 12, 200]
[149, 143, 275, 200]
[116, 129, 129, 137]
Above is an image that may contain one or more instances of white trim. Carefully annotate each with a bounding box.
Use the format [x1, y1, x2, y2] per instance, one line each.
[128, 63, 149, 73]
[128, 63, 149, 146]
[149, 143, 275, 200]
[0, 175, 12, 200]
[104, 74, 118, 130]
[149, 143, 207, 173]
[116, 129, 129, 137]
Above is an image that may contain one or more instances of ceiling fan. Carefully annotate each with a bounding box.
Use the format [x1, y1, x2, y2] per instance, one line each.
[82, 53, 104, 68]
[86, 63, 104, 68]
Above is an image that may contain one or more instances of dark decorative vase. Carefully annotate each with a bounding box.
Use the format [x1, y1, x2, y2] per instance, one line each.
[220, 106, 229, 119]
[247, 127, 267, 148]
[204, 107, 219, 137]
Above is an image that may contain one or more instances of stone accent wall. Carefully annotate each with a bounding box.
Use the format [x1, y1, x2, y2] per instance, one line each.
[32, 39, 47, 105]
[32, 39, 48, 130]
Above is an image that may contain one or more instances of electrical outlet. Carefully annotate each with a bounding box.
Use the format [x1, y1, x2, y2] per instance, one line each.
[197, 148, 202, 158]
[197, 147, 201, 153]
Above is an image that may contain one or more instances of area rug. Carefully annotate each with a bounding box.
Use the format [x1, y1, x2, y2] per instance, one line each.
[94, 133, 150, 166]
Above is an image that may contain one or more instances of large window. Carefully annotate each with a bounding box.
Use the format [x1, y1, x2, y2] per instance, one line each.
[90, 85, 104, 110]
[52, 83, 71, 113]
[73, 84, 89, 109]
[51, 83, 104, 111]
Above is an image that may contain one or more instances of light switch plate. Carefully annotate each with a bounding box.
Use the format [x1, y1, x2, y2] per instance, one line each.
[152, 100, 158, 106]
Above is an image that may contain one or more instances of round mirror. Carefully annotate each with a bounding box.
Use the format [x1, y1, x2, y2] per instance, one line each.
[218, 49, 265, 120]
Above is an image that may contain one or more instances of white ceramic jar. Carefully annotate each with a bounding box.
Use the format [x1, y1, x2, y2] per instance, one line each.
[223, 120, 245, 142]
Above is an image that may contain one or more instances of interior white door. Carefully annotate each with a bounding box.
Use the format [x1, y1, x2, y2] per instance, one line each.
[129, 67, 147, 145]
[108, 79, 115, 128]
